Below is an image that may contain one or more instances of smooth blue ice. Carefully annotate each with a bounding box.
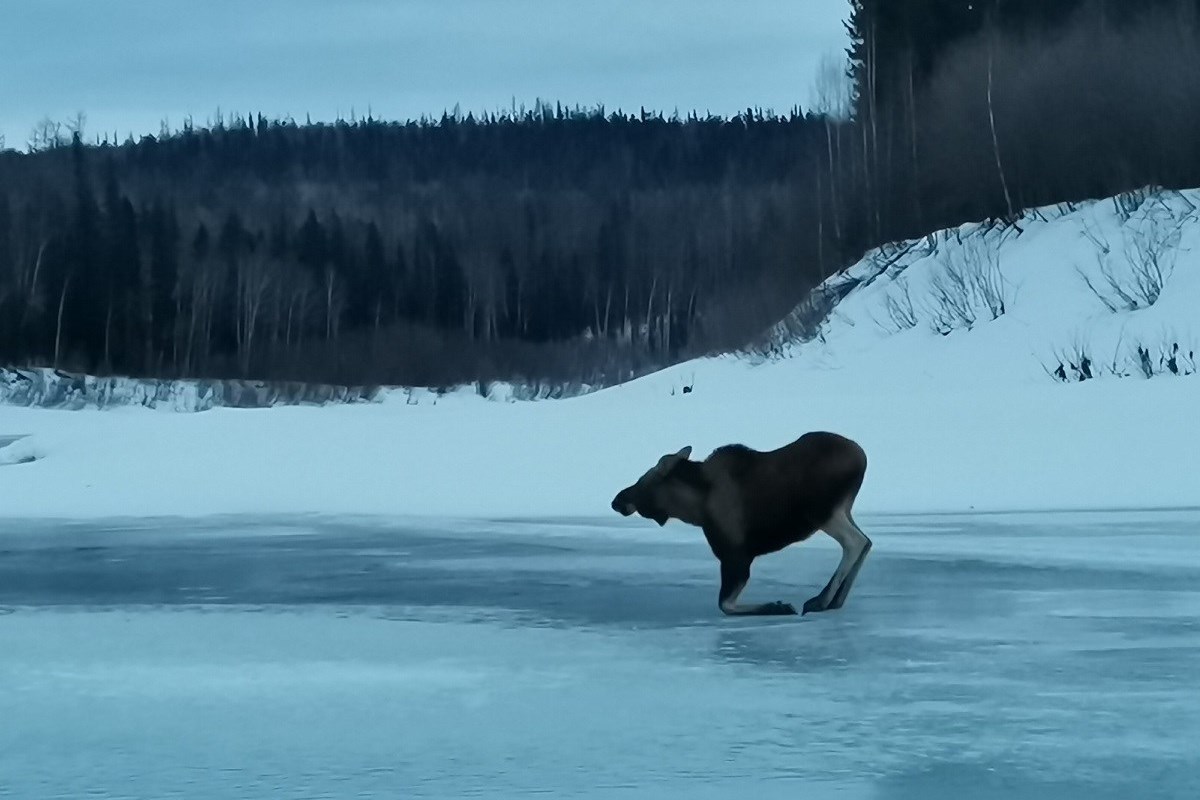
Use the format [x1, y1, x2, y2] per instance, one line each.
[1, 510, 1199, 799]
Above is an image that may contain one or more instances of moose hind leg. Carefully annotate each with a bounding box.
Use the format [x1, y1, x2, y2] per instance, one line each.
[826, 511, 873, 610]
[718, 559, 797, 617]
[802, 508, 872, 615]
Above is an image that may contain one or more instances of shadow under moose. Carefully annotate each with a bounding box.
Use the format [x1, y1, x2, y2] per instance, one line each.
[611, 431, 872, 617]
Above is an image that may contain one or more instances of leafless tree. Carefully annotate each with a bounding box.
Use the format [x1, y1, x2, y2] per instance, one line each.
[234, 252, 276, 374]
[985, 3, 1015, 220]
[811, 51, 853, 244]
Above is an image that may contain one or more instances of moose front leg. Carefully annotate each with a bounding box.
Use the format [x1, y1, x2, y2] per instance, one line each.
[718, 558, 797, 616]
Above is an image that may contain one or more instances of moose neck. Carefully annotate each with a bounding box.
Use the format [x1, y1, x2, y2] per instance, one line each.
[662, 461, 711, 527]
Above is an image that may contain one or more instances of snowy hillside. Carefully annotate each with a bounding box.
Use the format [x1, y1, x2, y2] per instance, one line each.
[765, 185, 1199, 386]
[2, 186, 1198, 520]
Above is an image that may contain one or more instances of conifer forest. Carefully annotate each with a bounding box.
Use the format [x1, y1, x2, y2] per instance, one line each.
[2, 0, 1198, 388]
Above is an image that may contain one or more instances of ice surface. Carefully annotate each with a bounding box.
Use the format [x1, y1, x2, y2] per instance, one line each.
[2, 510, 1199, 799]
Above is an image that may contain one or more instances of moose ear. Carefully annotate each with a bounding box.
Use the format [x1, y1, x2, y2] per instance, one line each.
[660, 446, 692, 471]
[654, 445, 692, 475]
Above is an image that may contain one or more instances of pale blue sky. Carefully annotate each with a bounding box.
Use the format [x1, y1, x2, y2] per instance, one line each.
[0, 0, 850, 149]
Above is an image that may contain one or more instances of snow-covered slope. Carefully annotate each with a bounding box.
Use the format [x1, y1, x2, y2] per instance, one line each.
[2, 187, 1198, 520]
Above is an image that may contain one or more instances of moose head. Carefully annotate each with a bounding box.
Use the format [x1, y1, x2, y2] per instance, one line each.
[610, 445, 707, 527]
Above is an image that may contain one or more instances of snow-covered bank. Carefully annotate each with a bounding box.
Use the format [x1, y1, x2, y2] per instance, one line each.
[2, 187, 1198, 520]
[0, 371, 1194, 518]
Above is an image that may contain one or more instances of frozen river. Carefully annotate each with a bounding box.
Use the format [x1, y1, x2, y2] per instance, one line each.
[1, 509, 1199, 799]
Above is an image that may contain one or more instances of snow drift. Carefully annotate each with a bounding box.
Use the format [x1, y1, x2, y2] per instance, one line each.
[1, 186, 1198, 521]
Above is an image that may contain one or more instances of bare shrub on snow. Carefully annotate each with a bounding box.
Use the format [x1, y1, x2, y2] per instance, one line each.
[924, 236, 1009, 335]
[1111, 187, 1154, 223]
[1045, 331, 1197, 383]
[1122, 217, 1180, 307]
[1042, 336, 1095, 383]
[880, 277, 918, 333]
[1129, 339, 1197, 380]
[746, 273, 863, 360]
[1077, 201, 1183, 313]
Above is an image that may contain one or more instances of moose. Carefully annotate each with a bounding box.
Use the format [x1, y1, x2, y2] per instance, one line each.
[610, 431, 872, 617]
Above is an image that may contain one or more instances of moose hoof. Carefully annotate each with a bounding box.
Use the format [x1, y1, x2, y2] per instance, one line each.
[801, 596, 829, 615]
[765, 601, 798, 615]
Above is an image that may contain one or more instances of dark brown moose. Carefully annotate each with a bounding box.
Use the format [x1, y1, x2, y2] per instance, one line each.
[611, 431, 872, 617]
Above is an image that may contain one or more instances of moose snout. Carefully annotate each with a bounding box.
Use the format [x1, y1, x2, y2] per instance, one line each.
[611, 489, 636, 516]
